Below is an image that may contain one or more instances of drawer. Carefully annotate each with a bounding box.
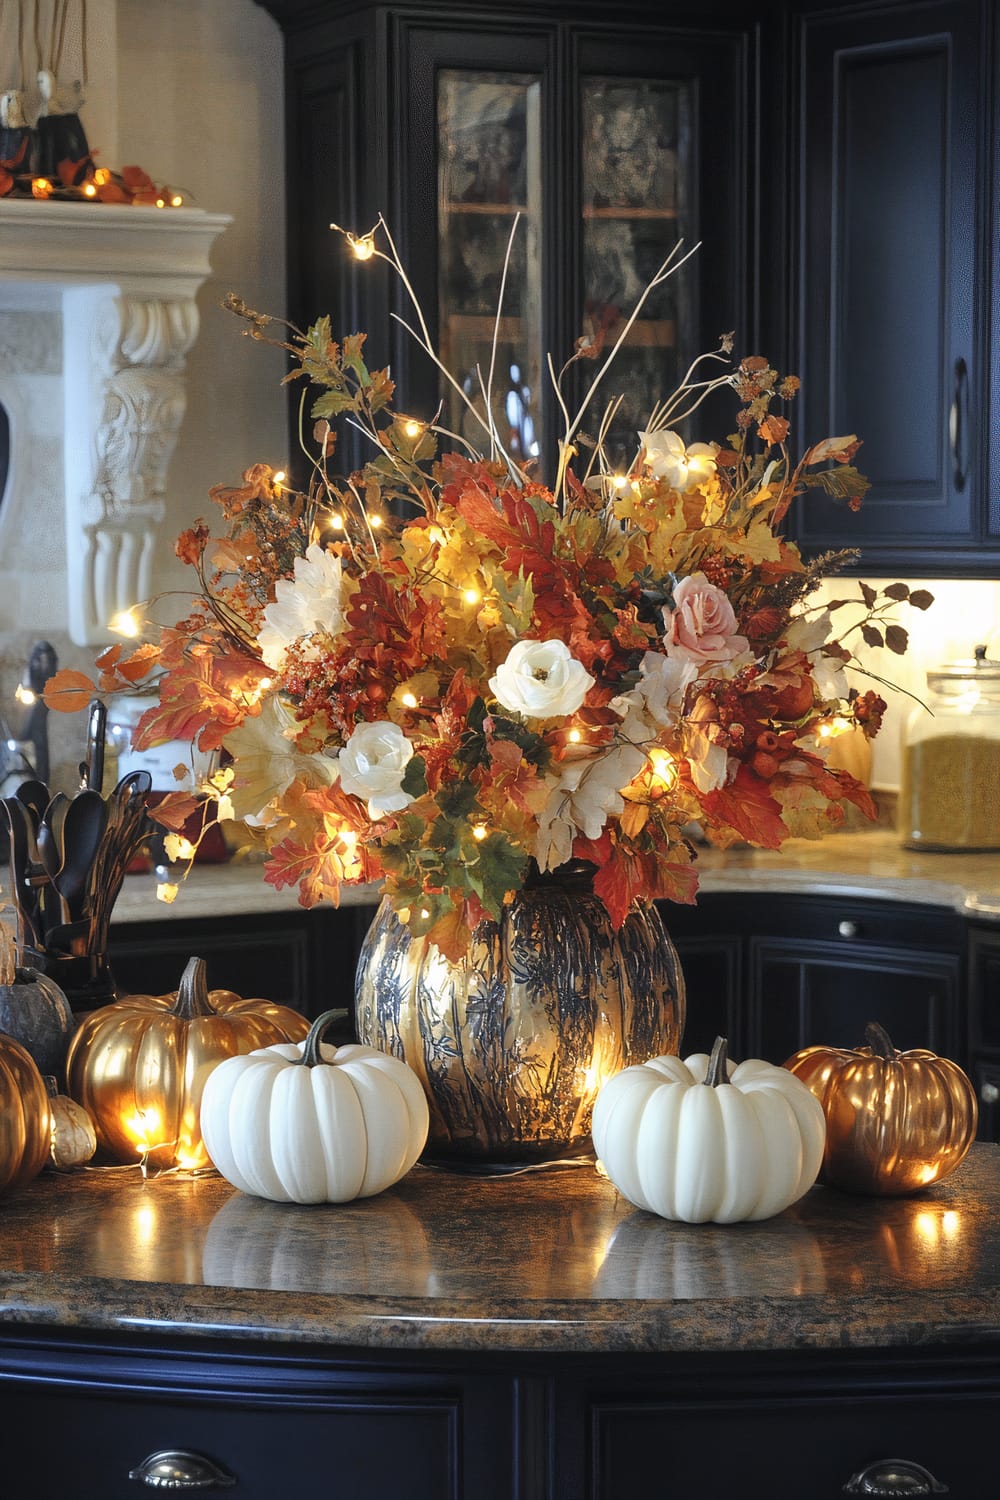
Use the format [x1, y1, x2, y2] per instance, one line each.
[3, 1385, 459, 1500]
[588, 1390, 996, 1499]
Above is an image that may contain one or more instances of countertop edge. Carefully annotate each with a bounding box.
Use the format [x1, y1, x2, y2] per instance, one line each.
[4, 1277, 1000, 1356]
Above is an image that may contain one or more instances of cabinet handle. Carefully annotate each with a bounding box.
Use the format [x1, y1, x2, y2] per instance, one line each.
[838, 919, 859, 939]
[949, 357, 969, 493]
[128, 1449, 237, 1490]
[843, 1456, 948, 1495]
[981, 1080, 1000, 1106]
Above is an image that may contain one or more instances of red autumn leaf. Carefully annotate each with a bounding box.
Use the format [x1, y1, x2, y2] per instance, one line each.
[592, 846, 647, 930]
[43, 669, 98, 713]
[147, 792, 202, 831]
[701, 764, 788, 849]
[758, 415, 789, 446]
[264, 838, 324, 896]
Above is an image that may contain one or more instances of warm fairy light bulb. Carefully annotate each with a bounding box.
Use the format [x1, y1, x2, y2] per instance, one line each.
[420, 907, 430, 919]
[338, 826, 358, 848]
[463, 587, 481, 606]
[817, 715, 850, 741]
[471, 824, 488, 841]
[94, 168, 110, 186]
[83, 181, 97, 197]
[349, 233, 376, 261]
[403, 419, 422, 438]
[272, 470, 286, 486]
[109, 608, 141, 638]
[401, 692, 418, 709]
[328, 512, 345, 531]
[155, 197, 166, 208]
[648, 747, 679, 790]
[14, 684, 36, 706]
[31, 177, 52, 198]
[611, 474, 628, 490]
[170, 193, 183, 207]
[567, 727, 582, 743]
[368, 513, 384, 529]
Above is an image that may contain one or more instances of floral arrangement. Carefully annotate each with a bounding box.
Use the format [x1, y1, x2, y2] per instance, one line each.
[48, 223, 929, 959]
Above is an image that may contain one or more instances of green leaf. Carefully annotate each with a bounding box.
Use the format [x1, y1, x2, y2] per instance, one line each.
[401, 755, 428, 798]
[469, 833, 529, 918]
[311, 389, 357, 420]
[437, 779, 480, 819]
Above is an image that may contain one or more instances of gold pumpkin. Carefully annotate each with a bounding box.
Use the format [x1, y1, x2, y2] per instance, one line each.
[0, 1031, 51, 1195]
[66, 956, 310, 1170]
[784, 1021, 978, 1196]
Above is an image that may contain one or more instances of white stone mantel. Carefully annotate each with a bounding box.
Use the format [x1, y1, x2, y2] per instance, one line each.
[0, 198, 231, 645]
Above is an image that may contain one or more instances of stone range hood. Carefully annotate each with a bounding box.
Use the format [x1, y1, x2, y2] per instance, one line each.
[0, 199, 230, 645]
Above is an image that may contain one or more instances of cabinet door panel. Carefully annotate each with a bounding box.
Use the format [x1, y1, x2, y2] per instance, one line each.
[750, 938, 960, 1062]
[589, 1391, 989, 1500]
[669, 933, 743, 1058]
[795, 1, 985, 569]
[2, 1387, 460, 1500]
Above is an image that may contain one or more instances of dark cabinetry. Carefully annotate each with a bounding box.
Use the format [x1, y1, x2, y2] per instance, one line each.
[791, 0, 995, 573]
[665, 891, 966, 1063]
[3, 1332, 997, 1500]
[267, 0, 755, 478]
[267, 0, 998, 576]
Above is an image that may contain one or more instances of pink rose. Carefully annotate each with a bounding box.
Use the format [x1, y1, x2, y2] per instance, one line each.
[664, 573, 748, 665]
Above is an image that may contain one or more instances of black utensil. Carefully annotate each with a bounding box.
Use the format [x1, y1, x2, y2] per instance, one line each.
[80, 699, 107, 792]
[57, 790, 108, 922]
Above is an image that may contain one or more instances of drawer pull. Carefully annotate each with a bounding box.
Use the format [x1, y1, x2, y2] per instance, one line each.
[844, 1457, 948, 1495]
[838, 920, 859, 939]
[129, 1449, 237, 1490]
[981, 1080, 1000, 1106]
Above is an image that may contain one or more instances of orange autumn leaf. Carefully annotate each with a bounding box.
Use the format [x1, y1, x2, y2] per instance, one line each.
[43, 669, 98, 713]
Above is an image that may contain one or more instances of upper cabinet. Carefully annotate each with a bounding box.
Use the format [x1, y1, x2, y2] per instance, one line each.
[790, 0, 997, 575]
[263, 1, 758, 481]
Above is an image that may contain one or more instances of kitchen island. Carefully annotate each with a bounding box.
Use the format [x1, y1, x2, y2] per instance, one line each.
[2, 1147, 1000, 1497]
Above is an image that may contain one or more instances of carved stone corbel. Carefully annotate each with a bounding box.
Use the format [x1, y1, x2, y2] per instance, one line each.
[72, 295, 200, 641]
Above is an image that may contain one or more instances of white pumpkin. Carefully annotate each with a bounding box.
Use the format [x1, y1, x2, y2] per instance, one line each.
[200, 1009, 429, 1203]
[592, 1036, 826, 1224]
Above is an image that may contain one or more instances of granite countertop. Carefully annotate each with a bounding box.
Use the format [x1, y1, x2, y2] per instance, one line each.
[107, 827, 1000, 926]
[2, 1146, 999, 1356]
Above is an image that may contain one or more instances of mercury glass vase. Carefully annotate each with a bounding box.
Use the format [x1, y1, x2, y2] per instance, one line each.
[354, 864, 686, 1170]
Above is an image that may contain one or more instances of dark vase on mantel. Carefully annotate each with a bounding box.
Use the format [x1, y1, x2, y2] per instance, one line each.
[355, 861, 686, 1172]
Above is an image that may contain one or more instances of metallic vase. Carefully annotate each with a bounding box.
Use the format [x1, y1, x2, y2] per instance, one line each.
[355, 869, 686, 1169]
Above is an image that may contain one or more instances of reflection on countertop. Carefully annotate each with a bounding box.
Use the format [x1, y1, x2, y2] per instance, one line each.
[105, 828, 1000, 926]
[1, 1145, 998, 1354]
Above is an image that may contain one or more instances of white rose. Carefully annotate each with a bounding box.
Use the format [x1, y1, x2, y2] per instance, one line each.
[339, 720, 415, 820]
[489, 638, 594, 719]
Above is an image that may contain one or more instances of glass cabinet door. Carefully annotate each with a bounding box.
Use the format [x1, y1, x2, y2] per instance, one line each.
[437, 71, 543, 467]
[579, 77, 695, 470]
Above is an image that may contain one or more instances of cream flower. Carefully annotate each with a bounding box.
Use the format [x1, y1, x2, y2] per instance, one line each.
[786, 611, 849, 700]
[535, 736, 648, 871]
[610, 650, 698, 731]
[490, 638, 594, 719]
[259, 542, 348, 671]
[223, 694, 337, 822]
[339, 720, 415, 820]
[639, 428, 718, 490]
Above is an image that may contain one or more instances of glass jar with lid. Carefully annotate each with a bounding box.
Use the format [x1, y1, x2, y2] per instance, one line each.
[899, 645, 1000, 850]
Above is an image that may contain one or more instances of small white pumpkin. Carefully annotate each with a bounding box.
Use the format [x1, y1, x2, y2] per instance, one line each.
[200, 1008, 429, 1204]
[592, 1036, 826, 1224]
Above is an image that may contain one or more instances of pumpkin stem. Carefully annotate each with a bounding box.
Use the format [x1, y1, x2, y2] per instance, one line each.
[703, 1035, 730, 1088]
[865, 1021, 897, 1059]
[297, 1008, 350, 1068]
[170, 957, 219, 1020]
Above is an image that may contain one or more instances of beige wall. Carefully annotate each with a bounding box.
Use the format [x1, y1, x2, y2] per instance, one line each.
[0, 0, 286, 790]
